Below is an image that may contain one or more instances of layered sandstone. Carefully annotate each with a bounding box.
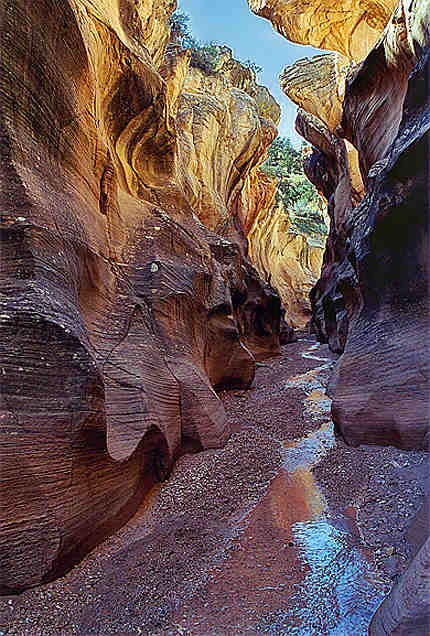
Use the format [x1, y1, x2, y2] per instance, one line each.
[250, 0, 429, 449]
[248, 0, 397, 61]
[246, 187, 324, 329]
[369, 537, 430, 635]
[0, 0, 284, 592]
[280, 53, 363, 341]
[248, 0, 429, 631]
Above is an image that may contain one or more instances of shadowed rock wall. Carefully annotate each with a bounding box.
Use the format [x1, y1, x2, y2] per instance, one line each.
[248, 0, 429, 632]
[249, 0, 429, 450]
[0, 0, 284, 592]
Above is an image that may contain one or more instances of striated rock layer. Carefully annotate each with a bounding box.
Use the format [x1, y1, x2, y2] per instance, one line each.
[246, 183, 324, 329]
[250, 0, 429, 450]
[249, 0, 429, 632]
[248, 0, 397, 61]
[0, 0, 284, 592]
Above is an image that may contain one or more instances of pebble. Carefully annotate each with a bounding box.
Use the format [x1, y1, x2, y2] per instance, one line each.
[5, 338, 427, 634]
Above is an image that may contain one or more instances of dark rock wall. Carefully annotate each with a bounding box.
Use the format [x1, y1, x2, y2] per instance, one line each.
[295, 8, 430, 452]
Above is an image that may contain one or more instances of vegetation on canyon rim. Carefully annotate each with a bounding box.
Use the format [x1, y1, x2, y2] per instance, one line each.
[169, 10, 263, 75]
[169, 9, 327, 239]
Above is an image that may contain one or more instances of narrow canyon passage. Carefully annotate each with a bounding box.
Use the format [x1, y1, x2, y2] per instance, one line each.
[1, 0, 428, 631]
[3, 337, 427, 635]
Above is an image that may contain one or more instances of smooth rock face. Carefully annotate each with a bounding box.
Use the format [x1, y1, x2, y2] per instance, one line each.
[248, 0, 397, 61]
[297, 109, 362, 353]
[247, 188, 324, 329]
[0, 0, 284, 592]
[369, 537, 430, 635]
[280, 52, 363, 342]
[331, 6, 429, 452]
[281, 53, 354, 134]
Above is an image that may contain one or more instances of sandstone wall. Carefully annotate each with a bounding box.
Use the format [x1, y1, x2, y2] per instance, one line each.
[0, 0, 284, 592]
[248, 0, 429, 631]
[248, 0, 397, 61]
[246, 185, 324, 329]
[249, 0, 429, 450]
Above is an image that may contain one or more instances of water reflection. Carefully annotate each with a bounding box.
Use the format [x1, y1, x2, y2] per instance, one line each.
[285, 366, 329, 393]
[284, 520, 383, 636]
[301, 343, 333, 364]
[264, 412, 383, 634]
[282, 421, 336, 472]
[243, 466, 384, 635]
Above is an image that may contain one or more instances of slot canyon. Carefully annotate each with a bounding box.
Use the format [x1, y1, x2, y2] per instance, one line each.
[0, 0, 428, 634]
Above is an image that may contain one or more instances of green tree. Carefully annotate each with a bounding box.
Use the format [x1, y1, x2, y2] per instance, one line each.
[169, 10, 195, 48]
[169, 11, 220, 72]
[260, 137, 327, 236]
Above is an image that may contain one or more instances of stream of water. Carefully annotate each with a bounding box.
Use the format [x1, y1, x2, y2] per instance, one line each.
[6, 339, 387, 635]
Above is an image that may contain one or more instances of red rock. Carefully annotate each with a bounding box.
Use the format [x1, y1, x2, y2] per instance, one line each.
[0, 0, 283, 592]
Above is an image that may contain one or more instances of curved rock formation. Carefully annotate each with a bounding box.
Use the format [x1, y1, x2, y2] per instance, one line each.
[248, 0, 397, 61]
[0, 0, 284, 592]
[369, 537, 430, 635]
[331, 33, 429, 451]
[279, 52, 363, 342]
[246, 188, 324, 329]
[250, 0, 429, 450]
[248, 0, 429, 631]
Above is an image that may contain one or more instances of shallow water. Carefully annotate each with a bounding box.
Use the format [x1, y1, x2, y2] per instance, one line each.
[255, 469, 384, 635]
[252, 342, 384, 635]
[282, 421, 335, 471]
[173, 341, 384, 635]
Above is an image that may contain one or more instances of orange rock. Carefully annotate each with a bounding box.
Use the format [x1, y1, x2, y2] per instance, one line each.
[0, 0, 284, 592]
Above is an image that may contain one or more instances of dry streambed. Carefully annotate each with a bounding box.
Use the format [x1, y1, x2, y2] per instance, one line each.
[2, 337, 427, 635]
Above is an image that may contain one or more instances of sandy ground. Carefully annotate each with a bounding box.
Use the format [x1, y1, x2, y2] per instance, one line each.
[1, 336, 427, 635]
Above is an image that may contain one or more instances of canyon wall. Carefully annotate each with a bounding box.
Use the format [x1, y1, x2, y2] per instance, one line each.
[249, 0, 429, 450]
[248, 0, 429, 632]
[246, 188, 325, 329]
[0, 0, 285, 592]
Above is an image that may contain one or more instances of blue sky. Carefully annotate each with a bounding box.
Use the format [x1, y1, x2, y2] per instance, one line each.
[178, 0, 321, 146]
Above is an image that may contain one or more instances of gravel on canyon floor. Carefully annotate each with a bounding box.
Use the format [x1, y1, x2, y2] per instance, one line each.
[1, 336, 427, 635]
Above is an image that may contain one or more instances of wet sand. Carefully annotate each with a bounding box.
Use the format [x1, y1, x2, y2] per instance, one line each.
[2, 336, 427, 635]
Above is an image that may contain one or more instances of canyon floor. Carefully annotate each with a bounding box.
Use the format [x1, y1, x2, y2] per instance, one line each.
[2, 336, 427, 636]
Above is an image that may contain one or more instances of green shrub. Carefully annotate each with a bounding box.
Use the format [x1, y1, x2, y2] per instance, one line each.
[260, 137, 328, 236]
[189, 44, 221, 74]
[168, 10, 262, 76]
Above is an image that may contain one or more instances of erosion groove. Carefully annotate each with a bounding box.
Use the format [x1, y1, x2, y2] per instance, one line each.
[1, 0, 429, 633]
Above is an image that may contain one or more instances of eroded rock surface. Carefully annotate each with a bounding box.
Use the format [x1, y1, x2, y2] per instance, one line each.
[369, 537, 430, 635]
[248, 0, 397, 61]
[248, 0, 429, 631]
[251, 0, 429, 450]
[0, 0, 284, 592]
[247, 191, 324, 329]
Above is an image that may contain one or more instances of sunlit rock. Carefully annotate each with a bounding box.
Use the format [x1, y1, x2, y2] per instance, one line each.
[247, 190, 324, 329]
[0, 0, 284, 592]
[248, 0, 396, 61]
[250, 0, 429, 450]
